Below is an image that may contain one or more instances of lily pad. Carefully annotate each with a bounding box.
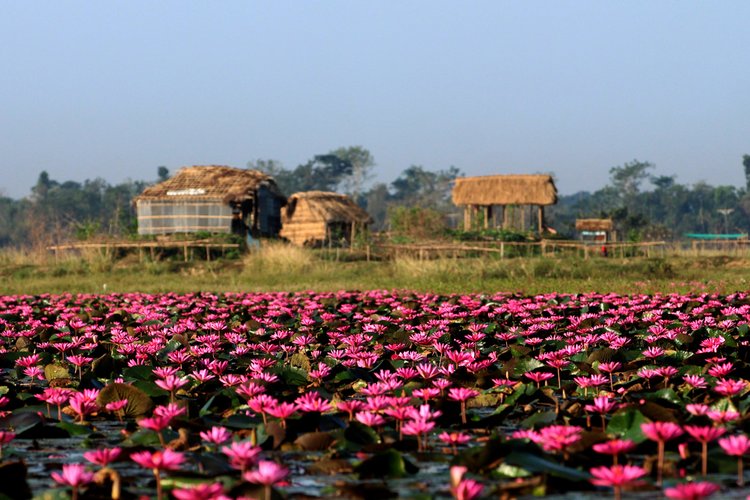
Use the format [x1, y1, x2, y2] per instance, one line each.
[96, 382, 154, 418]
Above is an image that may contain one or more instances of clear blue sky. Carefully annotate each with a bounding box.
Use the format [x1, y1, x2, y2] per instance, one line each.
[2, 1, 749, 199]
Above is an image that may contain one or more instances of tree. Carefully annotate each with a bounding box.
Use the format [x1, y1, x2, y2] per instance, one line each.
[743, 155, 750, 191]
[157, 166, 170, 182]
[609, 160, 654, 200]
[250, 155, 353, 196]
[390, 165, 461, 209]
[330, 146, 375, 199]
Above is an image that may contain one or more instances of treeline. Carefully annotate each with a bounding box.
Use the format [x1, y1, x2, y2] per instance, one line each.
[549, 159, 750, 241]
[1, 150, 749, 247]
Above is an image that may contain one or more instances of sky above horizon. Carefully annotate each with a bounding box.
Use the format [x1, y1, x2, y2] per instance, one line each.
[2, 2, 749, 199]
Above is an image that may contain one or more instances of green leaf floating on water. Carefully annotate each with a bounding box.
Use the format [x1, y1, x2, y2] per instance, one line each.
[504, 451, 590, 481]
[355, 448, 418, 479]
[96, 382, 154, 418]
[606, 408, 648, 443]
[43, 364, 70, 382]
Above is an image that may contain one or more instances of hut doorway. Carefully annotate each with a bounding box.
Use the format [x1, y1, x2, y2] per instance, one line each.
[326, 221, 352, 247]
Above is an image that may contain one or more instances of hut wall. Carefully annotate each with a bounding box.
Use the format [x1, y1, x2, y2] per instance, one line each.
[136, 199, 232, 235]
[280, 221, 328, 246]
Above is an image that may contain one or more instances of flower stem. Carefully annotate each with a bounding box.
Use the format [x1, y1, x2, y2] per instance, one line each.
[739, 456, 745, 487]
[657, 440, 665, 486]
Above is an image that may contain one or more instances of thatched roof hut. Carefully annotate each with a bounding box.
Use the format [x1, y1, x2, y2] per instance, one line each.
[452, 174, 557, 207]
[451, 174, 557, 232]
[280, 191, 372, 246]
[575, 218, 615, 242]
[135, 165, 285, 237]
[575, 219, 614, 232]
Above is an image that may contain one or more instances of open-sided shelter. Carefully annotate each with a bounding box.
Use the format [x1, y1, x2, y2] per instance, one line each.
[280, 191, 372, 246]
[452, 174, 557, 233]
[135, 165, 285, 237]
[575, 218, 615, 242]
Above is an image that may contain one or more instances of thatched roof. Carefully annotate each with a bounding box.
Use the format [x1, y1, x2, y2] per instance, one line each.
[576, 218, 614, 231]
[452, 174, 557, 206]
[284, 191, 372, 224]
[135, 165, 284, 203]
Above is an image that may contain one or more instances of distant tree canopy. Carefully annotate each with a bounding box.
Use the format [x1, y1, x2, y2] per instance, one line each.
[548, 157, 750, 241]
[2, 153, 750, 247]
[248, 154, 353, 196]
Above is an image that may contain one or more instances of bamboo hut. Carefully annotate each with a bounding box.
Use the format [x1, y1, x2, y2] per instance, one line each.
[280, 191, 372, 246]
[451, 174, 557, 233]
[575, 218, 615, 242]
[135, 165, 285, 237]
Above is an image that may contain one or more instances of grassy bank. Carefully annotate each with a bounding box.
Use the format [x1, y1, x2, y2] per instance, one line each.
[1, 243, 748, 295]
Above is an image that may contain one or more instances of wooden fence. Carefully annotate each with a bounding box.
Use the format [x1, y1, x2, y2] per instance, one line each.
[48, 240, 240, 262]
[49, 238, 750, 263]
[373, 240, 672, 260]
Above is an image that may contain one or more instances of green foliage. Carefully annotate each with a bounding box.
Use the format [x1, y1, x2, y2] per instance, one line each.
[253, 154, 353, 196]
[387, 206, 447, 241]
[549, 158, 749, 240]
[449, 228, 530, 242]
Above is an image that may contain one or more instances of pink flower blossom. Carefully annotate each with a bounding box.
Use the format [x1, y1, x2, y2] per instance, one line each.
[663, 481, 721, 499]
[641, 422, 684, 442]
[172, 482, 230, 500]
[51, 463, 94, 488]
[83, 447, 122, 466]
[718, 434, 750, 456]
[589, 464, 647, 488]
[449, 465, 484, 500]
[713, 378, 746, 397]
[130, 449, 185, 471]
[200, 426, 233, 446]
[243, 460, 289, 486]
[221, 440, 261, 473]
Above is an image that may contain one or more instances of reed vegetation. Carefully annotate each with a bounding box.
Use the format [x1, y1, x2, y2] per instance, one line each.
[0, 246, 747, 296]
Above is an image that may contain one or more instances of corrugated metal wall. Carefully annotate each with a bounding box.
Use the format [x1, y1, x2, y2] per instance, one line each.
[136, 200, 233, 235]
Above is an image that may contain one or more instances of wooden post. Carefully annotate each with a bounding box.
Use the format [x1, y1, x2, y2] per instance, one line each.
[184, 244, 189, 262]
[464, 206, 470, 230]
[538, 206, 544, 234]
[500, 242, 504, 259]
[502, 205, 508, 229]
[484, 206, 490, 229]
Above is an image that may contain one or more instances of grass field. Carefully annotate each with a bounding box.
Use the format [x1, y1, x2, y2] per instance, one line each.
[1, 243, 749, 295]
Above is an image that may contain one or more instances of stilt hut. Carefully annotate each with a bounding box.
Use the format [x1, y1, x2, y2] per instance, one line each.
[576, 218, 615, 242]
[135, 165, 285, 237]
[280, 191, 372, 246]
[451, 174, 557, 233]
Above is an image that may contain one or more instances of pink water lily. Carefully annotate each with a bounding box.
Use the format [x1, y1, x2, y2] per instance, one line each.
[83, 447, 121, 466]
[172, 482, 231, 500]
[684, 425, 726, 476]
[131, 449, 185, 500]
[51, 463, 94, 500]
[449, 466, 483, 500]
[718, 434, 750, 486]
[589, 464, 647, 500]
[663, 481, 721, 499]
[221, 440, 261, 474]
[244, 460, 289, 499]
[641, 422, 683, 485]
[593, 439, 636, 465]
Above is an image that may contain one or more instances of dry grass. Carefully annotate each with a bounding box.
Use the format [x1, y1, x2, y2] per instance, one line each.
[390, 255, 468, 278]
[241, 240, 320, 275]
